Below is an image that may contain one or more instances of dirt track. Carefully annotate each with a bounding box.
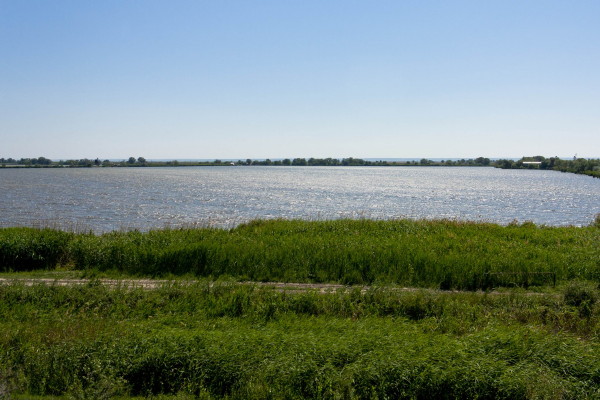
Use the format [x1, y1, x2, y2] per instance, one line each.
[0, 278, 362, 292]
[0, 277, 552, 296]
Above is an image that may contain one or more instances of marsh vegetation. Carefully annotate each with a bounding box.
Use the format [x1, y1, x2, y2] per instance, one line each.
[1, 219, 598, 289]
[0, 279, 599, 399]
[1, 219, 599, 398]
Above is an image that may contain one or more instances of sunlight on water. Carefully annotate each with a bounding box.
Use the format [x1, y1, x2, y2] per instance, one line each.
[1, 166, 598, 232]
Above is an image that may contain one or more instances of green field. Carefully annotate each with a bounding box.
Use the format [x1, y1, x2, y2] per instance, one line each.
[1, 219, 599, 398]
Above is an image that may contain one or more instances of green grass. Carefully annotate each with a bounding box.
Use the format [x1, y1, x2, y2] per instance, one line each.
[0, 227, 74, 271]
[1, 219, 599, 289]
[0, 282, 599, 399]
[1, 219, 599, 398]
[3, 282, 600, 398]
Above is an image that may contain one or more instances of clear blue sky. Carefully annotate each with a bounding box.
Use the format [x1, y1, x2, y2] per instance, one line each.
[1, 1, 599, 160]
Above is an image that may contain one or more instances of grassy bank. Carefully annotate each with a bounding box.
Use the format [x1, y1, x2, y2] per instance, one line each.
[0, 281, 599, 399]
[1, 219, 599, 290]
[2, 219, 599, 397]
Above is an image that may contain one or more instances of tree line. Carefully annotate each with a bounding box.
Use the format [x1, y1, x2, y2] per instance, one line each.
[1, 156, 598, 178]
[230, 157, 492, 166]
[1, 156, 495, 168]
[0, 157, 149, 168]
[494, 156, 600, 178]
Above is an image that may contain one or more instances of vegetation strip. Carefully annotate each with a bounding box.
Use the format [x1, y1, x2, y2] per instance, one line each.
[1, 218, 599, 290]
[2, 155, 599, 180]
[0, 281, 598, 398]
[1, 218, 599, 398]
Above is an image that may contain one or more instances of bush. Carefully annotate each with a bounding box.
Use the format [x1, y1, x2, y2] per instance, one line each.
[564, 281, 597, 308]
[592, 214, 600, 228]
[564, 281, 597, 319]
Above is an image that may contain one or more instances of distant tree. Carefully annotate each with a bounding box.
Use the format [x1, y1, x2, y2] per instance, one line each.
[342, 157, 366, 166]
[292, 158, 307, 166]
[495, 159, 514, 169]
[282, 158, 291, 166]
[36, 156, 52, 165]
[474, 157, 490, 166]
[137, 157, 146, 164]
[94, 158, 101, 166]
[572, 158, 588, 173]
[127, 157, 136, 164]
[246, 159, 252, 165]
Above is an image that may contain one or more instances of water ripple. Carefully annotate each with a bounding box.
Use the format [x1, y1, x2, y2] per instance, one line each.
[1, 166, 598, 232]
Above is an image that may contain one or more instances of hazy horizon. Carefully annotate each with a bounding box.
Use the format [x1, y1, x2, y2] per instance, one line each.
[2, 1, 599, 159]
[2, 156, 589, 163]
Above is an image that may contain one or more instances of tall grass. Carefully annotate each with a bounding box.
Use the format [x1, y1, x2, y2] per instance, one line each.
[1, 219, 599, 289]
[0, 282, 598, 398]
[0, 227, 73, 271]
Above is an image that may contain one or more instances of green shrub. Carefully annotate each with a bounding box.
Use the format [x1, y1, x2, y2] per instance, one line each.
[564, 281, 598, 319]
[564, 281, 597, 307]
[592, 213, 600, 228]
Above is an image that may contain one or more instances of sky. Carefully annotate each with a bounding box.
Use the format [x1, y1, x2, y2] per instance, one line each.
[1, 1, 599, 160]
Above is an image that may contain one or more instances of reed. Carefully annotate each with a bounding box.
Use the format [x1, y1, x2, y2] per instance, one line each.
[1, 219, 599, 289]
[0, 227, 73, 271]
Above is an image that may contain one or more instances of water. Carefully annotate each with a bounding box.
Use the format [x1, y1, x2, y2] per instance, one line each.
[1, 166, 598, 232]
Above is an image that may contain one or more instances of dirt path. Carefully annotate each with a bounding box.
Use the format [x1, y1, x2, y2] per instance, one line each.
[0, 277, 361, 292]
[0, 277, 553, 296]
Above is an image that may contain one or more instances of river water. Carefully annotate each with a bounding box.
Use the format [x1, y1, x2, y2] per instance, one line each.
[1, 166, 598, 232]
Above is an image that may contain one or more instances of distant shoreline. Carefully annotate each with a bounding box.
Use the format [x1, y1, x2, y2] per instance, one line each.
[0, 156, 495, 168]
[1, 156, 599, 178]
